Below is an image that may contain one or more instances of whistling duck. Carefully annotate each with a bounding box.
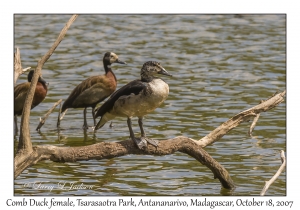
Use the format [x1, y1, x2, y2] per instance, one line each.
[94, 61, 172, 149]
[14, 70, 48, 132]
[60, 52, 126, 129]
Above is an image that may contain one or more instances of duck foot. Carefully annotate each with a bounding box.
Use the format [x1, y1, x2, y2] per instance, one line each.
[132, 137, 159, 150]
[82, 124, 89, 130]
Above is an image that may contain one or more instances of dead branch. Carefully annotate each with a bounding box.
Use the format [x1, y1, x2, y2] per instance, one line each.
[260, 150, 286, 196]
[197, 91, 286, 147]
[36, 99, 63, 131]
[248, 113, 260, 137]
[14, 48, 31, 86]
[248, 99, 264, 137]
[14, 14, 78, 168]
[57, 108, 68, 128]
[14, 137, 235, 189]
[56, 104, 67, 129]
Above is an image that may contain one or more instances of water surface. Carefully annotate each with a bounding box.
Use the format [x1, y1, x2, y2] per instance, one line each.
[14, 14, 286, 196]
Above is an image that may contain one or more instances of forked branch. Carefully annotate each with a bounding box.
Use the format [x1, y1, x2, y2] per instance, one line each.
[197, 91, 286, 147]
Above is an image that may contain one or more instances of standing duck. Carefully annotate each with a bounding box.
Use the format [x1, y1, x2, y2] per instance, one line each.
[14, 70, 48, 132]
[60, 52, 126, 130]
[94, 61, 172, 149]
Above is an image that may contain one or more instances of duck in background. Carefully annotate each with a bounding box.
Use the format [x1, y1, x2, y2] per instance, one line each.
[14, 70, 48, 134]
[94, 61, 172, 149]
[60, 52, 126, 130]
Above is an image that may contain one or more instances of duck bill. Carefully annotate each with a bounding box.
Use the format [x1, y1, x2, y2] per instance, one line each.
[116, 59, 127, 65]
[158, 68, 172, 77]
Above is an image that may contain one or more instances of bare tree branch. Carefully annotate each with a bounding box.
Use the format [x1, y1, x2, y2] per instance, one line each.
[36, 99, 63, 131]
[260, 150, 286, 196]
[197, 91, 286, 147]
[14, 137, 235, 189]
[14, 14, 78, 167]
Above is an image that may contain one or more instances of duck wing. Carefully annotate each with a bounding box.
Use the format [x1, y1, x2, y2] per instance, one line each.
[61, 75, 111, 111]
[95, 79, 146, 118]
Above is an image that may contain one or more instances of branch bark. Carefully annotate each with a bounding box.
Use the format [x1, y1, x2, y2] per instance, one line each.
[260, 150, 286, 196]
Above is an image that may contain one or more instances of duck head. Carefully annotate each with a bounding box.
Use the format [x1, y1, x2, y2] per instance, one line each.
[27, 70, 48, 86]
[103, 52, 126, 66]
[141, 61, 172, 82]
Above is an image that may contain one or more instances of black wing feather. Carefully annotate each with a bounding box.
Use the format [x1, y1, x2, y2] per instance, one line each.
[95, 79, 146, 117]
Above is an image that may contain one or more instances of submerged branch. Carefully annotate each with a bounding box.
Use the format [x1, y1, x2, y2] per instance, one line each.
[260, 150, 286, 196]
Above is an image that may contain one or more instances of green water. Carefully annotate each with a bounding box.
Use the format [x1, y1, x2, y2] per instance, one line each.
[14, 14, 286, 196]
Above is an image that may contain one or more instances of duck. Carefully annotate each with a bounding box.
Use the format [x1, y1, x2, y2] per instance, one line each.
[94, 61, 172, 149]
[14, 70, 48, 132]
[60, 52, 126, 130]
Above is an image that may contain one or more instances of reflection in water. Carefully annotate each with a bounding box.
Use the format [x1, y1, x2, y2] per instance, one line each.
[14, 14, 286, 196]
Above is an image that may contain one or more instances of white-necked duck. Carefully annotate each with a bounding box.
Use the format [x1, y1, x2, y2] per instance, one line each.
[14, 70, 48, 132]
[61, 52, 126, 129]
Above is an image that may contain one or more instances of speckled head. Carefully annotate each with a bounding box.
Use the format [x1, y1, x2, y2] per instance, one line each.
[141, 61, 172, 81]
[103, 52, 126, 67]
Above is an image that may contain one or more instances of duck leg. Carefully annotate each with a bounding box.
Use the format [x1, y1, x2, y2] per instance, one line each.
[82, 107, 89, 130]
[92, 107, 96, 126]
[127, 117, 147, 149]
[138, 117, 159, 147]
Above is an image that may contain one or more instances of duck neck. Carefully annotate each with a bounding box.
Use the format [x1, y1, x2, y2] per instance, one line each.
[38, 81, 48, 91]
[104, 62, 111, 74]
[141, 72, 154, 82]
[105, 64, 117, 84]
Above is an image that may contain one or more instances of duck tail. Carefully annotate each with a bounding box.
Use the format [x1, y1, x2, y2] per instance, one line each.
[94, 118, 106, 130]
[94, 113, 115, 131]
[61, 101, 68, 113]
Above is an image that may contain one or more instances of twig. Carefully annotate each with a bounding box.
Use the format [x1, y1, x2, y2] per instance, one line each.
[260, 150, 286, 196]
[60, 109, 67, 121]
[36, 99, 63, 131]
[248, 99, 264, 137]
[248, 113, 260, 137]
[57, 107, 67, 128]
